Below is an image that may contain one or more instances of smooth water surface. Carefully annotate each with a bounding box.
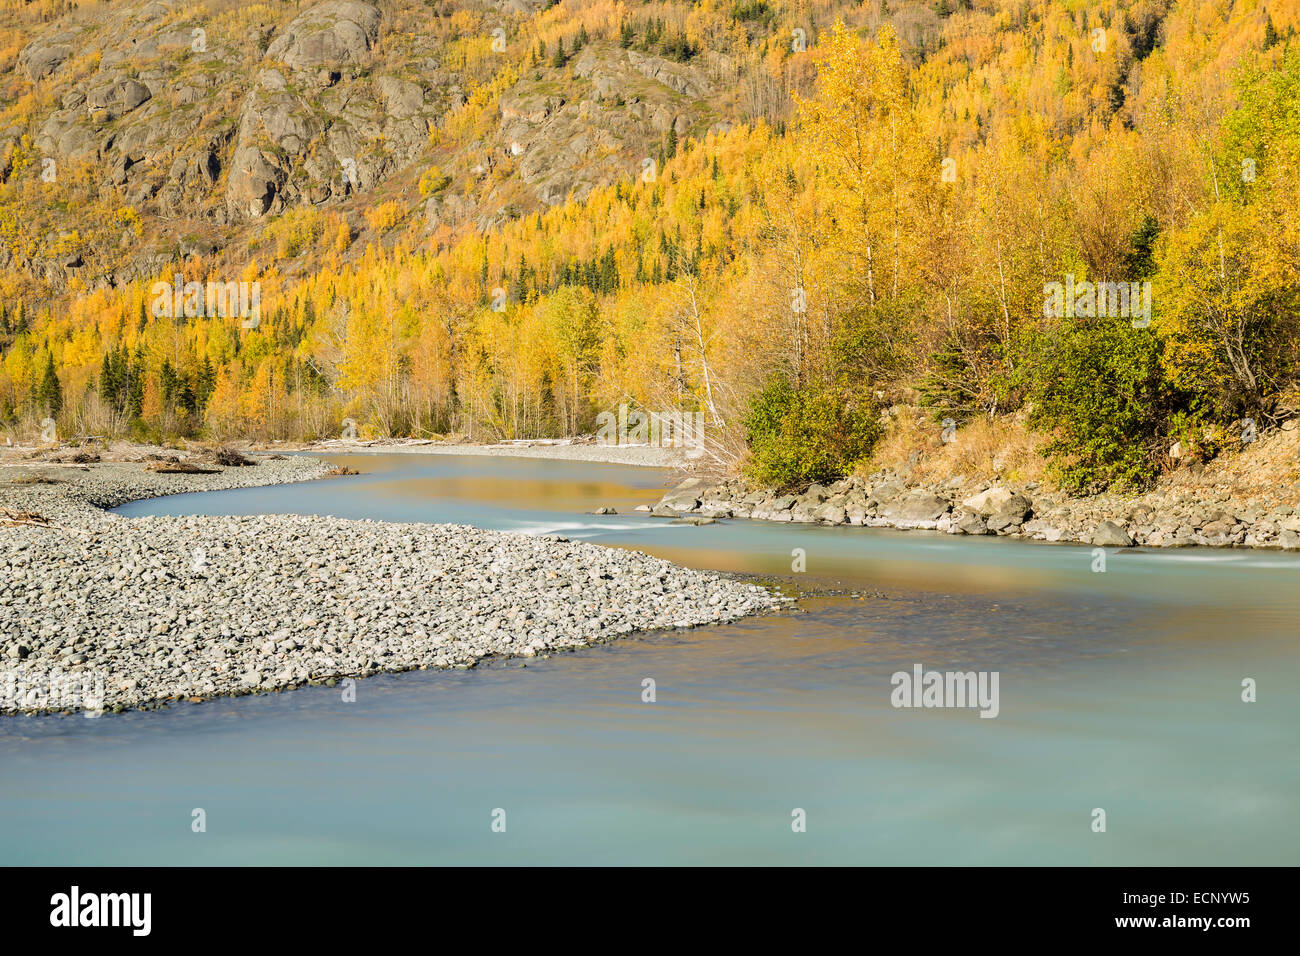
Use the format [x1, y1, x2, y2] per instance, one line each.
[2, 453, 1297, 865]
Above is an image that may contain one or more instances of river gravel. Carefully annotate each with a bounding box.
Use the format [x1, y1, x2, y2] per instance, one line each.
[0, 456, 778, 715]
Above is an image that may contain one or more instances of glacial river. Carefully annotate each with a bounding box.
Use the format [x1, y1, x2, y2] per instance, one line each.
[2, 453, 1297, 864]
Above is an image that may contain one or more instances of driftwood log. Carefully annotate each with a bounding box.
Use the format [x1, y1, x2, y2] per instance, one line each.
[145, 462, 221, 474]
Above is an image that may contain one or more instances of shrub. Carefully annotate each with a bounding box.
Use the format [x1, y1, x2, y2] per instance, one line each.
[418, 166, 451, 197]
[742, 373, 879, 488]
[1023, 317, 1168, 493]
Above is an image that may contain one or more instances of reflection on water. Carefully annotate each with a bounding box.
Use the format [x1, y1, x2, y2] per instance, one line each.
[1, 453, 1296, 865]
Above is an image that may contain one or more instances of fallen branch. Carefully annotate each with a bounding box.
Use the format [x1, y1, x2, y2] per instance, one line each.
[1, 509, 50, 527]
[146, 462, 221, 474]
[0, 508, 87, 535]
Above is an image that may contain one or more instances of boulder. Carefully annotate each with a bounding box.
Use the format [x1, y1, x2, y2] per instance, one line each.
[1021, 519, 1063, 541]
[658, 494, 700, 513]
[985, 494, 1033, 532]
[375, 76, 425, 118]
[789, 502, 819, 523]
[961, 486, 1017, 515]
[1199, 519, 1235, 538]
[803, 483, 829, 502]
[1092, 521, 1133, 547]
[870, 480, 903, 503]
[667, 477, 711, 496]
[227, 146, 284, 217]
[886, 492, 951, 522]
[813, 502, 848, 524]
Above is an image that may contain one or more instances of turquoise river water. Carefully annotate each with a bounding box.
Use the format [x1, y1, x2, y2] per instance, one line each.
[1, 453, 1296, 865]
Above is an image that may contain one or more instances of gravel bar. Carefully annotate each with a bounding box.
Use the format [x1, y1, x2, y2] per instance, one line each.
[0, 457, 778, 715]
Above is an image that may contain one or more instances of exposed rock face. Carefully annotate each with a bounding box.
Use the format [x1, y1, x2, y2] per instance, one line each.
[263, 0, 381, 72]
[624, 49, 714, 98]
[11, 1, 444, 253]
[8, 0, 733, 287]
[227, 1, 434, 218]
[24, 0, 259, 234]
[17, 32, 75, 81]
[497, 43, 710, 210]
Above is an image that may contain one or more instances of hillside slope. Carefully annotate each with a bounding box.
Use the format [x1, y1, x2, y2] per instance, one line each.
[0, 0, 778, 295]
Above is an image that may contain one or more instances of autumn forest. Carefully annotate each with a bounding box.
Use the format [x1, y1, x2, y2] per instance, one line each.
[1, 0, 1298, 492]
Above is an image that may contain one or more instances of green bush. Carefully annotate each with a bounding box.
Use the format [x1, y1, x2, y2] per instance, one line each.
[1022, 317, 1168, 493]
[742, 373, 879, 488]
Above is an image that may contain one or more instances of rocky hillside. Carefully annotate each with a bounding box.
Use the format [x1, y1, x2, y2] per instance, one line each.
[0, 0, 749, 297]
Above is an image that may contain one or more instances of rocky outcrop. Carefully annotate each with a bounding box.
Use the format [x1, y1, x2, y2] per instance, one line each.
[17, 32, 75, 81]
[488, 43, 709, 211]
[226, 1, 440, 218]
[263, 0, 381, 72]
[624, 49, 713, 98]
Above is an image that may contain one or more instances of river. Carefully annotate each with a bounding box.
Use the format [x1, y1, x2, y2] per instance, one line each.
[1, 453, 1296, 864]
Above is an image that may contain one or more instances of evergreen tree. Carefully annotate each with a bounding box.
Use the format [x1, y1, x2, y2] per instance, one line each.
[1264, 14, 1280, 49]
[1123, 215, 1161, 279]
[37, 352, 62, 417]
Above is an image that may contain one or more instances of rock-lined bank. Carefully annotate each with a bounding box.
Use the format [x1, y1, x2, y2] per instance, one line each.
[0, 457, 778, 715]
[648, 474, 1300, 550]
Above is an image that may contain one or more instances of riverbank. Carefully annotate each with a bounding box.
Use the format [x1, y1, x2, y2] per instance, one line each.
[265, 436, 686, 468]
[0, 450, 777, 716]
[648, 425, 1300, 550]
